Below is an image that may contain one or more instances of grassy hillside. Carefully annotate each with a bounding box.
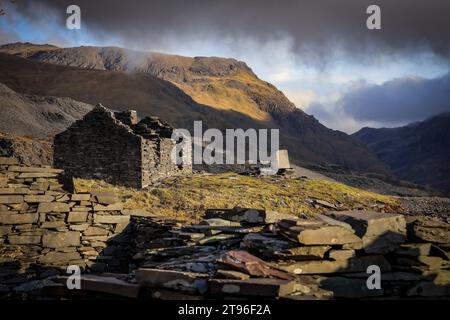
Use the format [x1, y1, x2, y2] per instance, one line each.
[74, 173, 400, 222]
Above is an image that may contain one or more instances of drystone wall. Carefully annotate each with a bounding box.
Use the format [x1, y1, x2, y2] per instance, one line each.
[54, 105, 191, 189]
[54, 107, 143, 188]
[0, 156, 147, 279]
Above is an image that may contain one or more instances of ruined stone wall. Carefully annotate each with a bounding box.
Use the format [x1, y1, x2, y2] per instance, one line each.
[54, 107, 143, 188]
[0, 157, 140, 279]
[141, 138, 191, 187]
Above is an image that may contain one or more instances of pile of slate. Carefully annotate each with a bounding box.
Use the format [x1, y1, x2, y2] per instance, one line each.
[41, 206, 449, 300]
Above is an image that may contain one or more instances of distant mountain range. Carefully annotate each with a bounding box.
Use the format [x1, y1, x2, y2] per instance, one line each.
[0, 42, 389, 175]
[353, 113, 450, 194]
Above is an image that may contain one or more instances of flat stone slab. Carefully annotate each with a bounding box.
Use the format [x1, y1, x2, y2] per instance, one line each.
[43, 231, 80, 248]
[275, 246, 331, 261]
[217, 250, 295, 280]
[24, 195, 55, 203]
[0, 188, 30, 195]
[7, 166, 63, 174]
[209, 278, 296, 297]
[38, 202, 71, 213]
[205, 207, 296, 224]
[93, 203, 123, 211]
[407, 216, 450, 244]
[71, 194, 91, 201]
[135, 268, 208, 293]
[56, 275, 139, 298]
[277, 219, 362, 245]
[279, 255, 391, 274]
[83, 226, 109, 236]
[93, 214, 130, 224]
[0, 195, 24, 204]
[39, 251, 81, 264]
[17, 172, 59, 178]
[326, 211, 406, 253]
[90, 191, 119, 205]
[0, 212, 38, 224]
[326, 211, 406, 237]
[67, 212, 88, 223]
[8, 235, 42, 244]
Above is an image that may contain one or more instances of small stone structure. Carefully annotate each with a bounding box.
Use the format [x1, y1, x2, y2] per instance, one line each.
[54, 104, 191, 189]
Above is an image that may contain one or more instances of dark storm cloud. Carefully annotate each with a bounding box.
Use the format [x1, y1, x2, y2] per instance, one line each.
[11, 0, 450, 61]
[341, 73, 450, 123]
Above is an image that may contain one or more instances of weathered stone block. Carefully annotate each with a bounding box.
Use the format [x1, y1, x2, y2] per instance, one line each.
[326, 211, 406, 253]
[69, 224, 90, 231]
[8, 235, 42, 244]
[0, 195, 24, 204]
[24, 195, 54, 203]
[209, 278, 295, 297]
[8, 166, 63, 174]
[38, 202, 71, 213]
[277, 219, 361, 245]
[329, 249, 356, 261]
[279, 255, 391, 274]
[71, 206, 91, 212]
[0, 212, 38, 224]
[41, 221, 66, 229]
[0, 188, 30, 195]
[93, 214, 130, 224]
[17, 172, 59, 179]
[71, 194, 91, 201]
[56, 275, 139, 298]
[83, 226, 109, 236]
[327, 211, 406, 237]
[136, 268, 208, 293]
[91, 191, 119, 205]
[67, 212, 88, 222]
[93, 203, 123, 211]
[42, 231, 80, 248]
[39, 251, 81, 264]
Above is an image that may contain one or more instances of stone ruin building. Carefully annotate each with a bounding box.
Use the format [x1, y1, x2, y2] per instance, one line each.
[54, 104, 191, 188]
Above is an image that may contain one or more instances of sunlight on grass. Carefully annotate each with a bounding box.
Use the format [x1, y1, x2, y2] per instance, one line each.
[74, 173, 401, 222]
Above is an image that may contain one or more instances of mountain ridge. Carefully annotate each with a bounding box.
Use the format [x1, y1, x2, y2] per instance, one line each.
[352, 113, 450, 194]
[0, 43, 390, 174]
